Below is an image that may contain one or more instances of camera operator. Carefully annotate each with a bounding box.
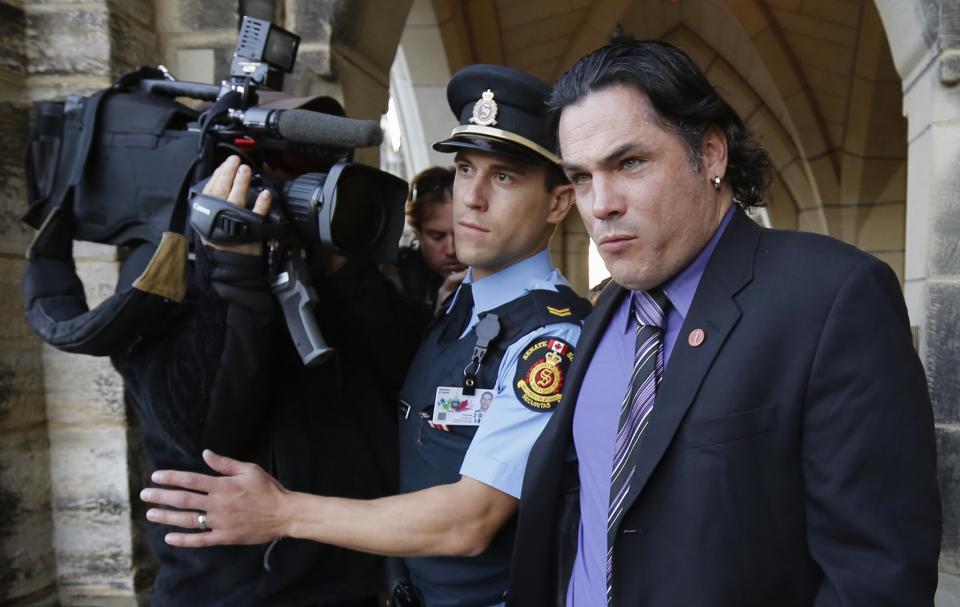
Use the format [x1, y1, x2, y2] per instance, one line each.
[113, 101, 431, 605]
[387, 166, 466, 311]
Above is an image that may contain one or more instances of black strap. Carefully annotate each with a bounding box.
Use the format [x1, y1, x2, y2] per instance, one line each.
[60, 67, 171, 212]
[169, 153, 204, 234]
[197, 90, 242, 151]
[440, 283, 473, 343]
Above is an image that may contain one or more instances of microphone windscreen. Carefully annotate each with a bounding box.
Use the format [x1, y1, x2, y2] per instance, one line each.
[276, 109, 384, 148]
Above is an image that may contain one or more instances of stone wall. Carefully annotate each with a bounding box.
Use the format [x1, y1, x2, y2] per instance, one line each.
[0, 1, 160, 604]
[883, 0, 960, 581]
[0, 0, 411, 604]
[0, 0, 60, 604]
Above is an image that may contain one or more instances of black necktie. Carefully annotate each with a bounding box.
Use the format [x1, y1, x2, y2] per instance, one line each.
[440, 283, 473, 342]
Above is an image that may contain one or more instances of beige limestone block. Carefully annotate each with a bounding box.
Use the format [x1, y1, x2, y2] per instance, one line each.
[747, 106, 799, 170]
[904, 123, 932, 283]
[784, 32, 854, 76]
[824, 121, 844, 150]
[525, 61, 560, 85]
[0, 340, 48, 432]
[779, 160, 820, 210]
[508, 37, 570, 72]
[679, 0, 709, 38]
[821, 202, 906, 252]
[772, 7, 857, 47]
[800, 0, 861, 28]
[0, 427, 57, 603]
[766, 0, 803, 11]
[502, 10, 583, 55]
[804, 64, 853, 97]
[0, 258, 39, 342]
[781, 91, 830, 158]
[401, 28, 451, 84]
[24, 5, 111, 77]
[749, 27, 803, 98]
[707, 59, 761, 120]
[663, 27, 716, 72]
[406, 0, 440, 27]
[872, 250, 905, 284]
[928, 123, 960, 277]
[726, 0, 770, 37]
[797, 206, 828, 234]
[839, 155, 907, 206]
[499, 0, 574, 30]
[48, 425, 134, 593]
[0, 99, 33, 257]
[72, 242, 119, 264]
[765, 173, 799, 230]
[41, 345, 124, 426]
[812, 89, 848, 127]
[844, 77, 907, 158]
[806, 154, 840, 207]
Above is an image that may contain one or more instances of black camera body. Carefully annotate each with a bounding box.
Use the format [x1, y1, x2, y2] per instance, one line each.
[22, 16, 407, 366]
[183, 17, 407, 265]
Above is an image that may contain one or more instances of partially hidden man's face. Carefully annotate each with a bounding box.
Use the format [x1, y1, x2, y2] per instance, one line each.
[416, 199, 465, 277]
[452, 149, 573, 280]
[558, 85, 731, 291]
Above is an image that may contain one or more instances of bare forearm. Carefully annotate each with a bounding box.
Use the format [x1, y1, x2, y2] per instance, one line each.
[143, 453, 516, 555]
[281, 480, 515, 558]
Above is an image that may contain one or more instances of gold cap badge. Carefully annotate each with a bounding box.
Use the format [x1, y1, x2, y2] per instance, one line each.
[469, 90, 498, 126]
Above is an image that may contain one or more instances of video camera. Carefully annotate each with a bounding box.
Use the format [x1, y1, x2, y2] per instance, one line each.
[23, 17, 408, 366]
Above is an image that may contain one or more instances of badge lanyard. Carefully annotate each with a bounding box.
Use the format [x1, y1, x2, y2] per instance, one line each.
[462, 313, 501, 395]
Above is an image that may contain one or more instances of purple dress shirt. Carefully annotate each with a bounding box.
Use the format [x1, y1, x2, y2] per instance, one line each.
[566, 207, 735, 606]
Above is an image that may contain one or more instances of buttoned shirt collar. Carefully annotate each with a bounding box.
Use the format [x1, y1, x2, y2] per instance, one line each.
[449, 248, 561, 316]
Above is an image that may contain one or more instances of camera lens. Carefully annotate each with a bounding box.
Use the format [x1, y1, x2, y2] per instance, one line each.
[330, 167, 387, 254]
[281, 173, 325, 243]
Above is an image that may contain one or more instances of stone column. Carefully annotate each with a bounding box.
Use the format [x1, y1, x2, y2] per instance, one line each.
[0, 2, 59, 603]
[0, 1, 160, 604]
[892, 0, 960, 593]
[389, 0, 458, 180]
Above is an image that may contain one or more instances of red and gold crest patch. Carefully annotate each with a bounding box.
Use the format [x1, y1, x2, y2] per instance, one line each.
[513, 337, 575, 412]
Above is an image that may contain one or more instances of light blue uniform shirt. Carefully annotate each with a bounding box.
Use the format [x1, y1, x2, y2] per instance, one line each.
[455, 248, 584, 500]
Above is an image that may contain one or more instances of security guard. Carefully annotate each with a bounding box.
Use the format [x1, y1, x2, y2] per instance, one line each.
[141, 64, 591, 607]
[395, 64, 590, 606]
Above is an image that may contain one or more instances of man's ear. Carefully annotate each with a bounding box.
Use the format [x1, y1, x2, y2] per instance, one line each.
[546, 184, 575, 226]
[701, 125, 729, 180]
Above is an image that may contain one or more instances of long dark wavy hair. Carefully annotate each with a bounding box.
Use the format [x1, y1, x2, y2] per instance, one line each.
[549, 39, 772, 208]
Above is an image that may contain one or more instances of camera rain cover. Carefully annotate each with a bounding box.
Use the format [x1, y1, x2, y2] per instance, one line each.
[23, 207, 188, 355]
[22, 68, 196, 356]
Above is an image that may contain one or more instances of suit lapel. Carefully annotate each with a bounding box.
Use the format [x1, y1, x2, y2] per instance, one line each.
[609, 210, 762, 538]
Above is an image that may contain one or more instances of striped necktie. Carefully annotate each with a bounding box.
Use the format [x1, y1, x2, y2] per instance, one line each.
[606, 288, 669, 603]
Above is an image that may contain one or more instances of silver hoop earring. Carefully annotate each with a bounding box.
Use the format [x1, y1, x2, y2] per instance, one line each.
[712, 175, 721, 191]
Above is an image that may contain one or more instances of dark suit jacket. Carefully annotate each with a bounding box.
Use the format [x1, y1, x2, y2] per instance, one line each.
[507, 209, 941, 607]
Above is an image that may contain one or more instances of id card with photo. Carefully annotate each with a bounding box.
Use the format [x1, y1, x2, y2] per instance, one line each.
[432, 386, 496, 426]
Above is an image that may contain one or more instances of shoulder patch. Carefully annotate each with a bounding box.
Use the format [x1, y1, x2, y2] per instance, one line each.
[513, 337, 575, 412]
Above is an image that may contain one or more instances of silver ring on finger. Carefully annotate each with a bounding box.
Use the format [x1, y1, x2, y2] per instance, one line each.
[198, 512, 207, 531]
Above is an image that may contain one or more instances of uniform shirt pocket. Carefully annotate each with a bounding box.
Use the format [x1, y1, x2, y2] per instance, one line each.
[679, 404, 777, 448]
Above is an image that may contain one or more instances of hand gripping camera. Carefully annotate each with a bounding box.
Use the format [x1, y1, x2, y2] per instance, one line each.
[23, 16, 407, 366]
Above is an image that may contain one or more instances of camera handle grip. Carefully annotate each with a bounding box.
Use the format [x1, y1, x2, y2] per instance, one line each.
[270, 249, 335, 367]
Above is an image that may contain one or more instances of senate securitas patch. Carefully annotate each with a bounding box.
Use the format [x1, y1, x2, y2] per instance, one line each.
[514, 337, 575, 412]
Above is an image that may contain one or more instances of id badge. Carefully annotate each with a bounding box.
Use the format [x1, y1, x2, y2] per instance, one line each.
[432, 386, 496, 427]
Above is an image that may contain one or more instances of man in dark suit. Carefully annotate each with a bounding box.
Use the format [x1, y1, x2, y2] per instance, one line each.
[507, 39, 942, 607]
